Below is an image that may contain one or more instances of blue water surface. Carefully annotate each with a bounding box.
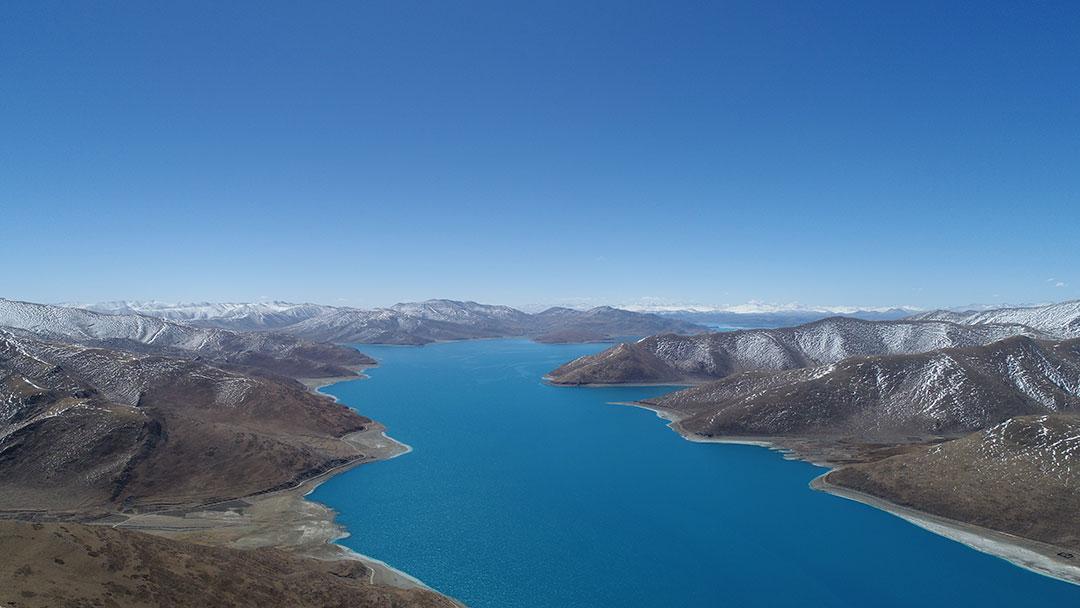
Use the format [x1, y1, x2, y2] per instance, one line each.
[311, 340, 1079, 607]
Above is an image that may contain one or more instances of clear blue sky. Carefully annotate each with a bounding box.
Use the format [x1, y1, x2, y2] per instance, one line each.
[3, 1, 1078, 309]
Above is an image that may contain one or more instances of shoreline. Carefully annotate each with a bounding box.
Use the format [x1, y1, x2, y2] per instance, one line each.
[612, 400, 810, 460]
[614, 398, 1080, 588]
[305, 375, 438, 592]
[543, 375, 700, 388]
[813, 476, 1080, 586]
[112, 367, 463, 605]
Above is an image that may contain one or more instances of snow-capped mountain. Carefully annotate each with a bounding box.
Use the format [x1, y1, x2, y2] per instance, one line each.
[275, 304, 512, 344]
[655, 308, 919, 330]
[285, 301, 704, 344]
[622, 301, 921, 315]
[389, 299, 529, 324]
[547, 317, 1046, 385]
[81, 300, 339, 331]
[0, 298, 371, 379]
[910, 300, 1080, 338]
[647, 335, 1080, 442]
[80, 298, 706, 345]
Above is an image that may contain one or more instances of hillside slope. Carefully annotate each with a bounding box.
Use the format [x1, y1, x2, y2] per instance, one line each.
[642, 336, 1080, 444]
[0, 520, 452, 608]
[823, 414, 1080, 561]
[911, 300, 1080, 338]
[0, 298, 371, 379]
[0, 330, 367, 512]
[548, 317, 1044, 385]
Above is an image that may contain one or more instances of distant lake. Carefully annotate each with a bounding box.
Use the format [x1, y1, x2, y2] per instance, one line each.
[312, 340, 1079, 607]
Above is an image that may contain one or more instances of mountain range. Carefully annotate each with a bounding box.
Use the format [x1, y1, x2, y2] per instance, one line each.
[81, 298, 707, 345]
[0, 298, 372, 380]
[642, 335, 1080, 444]
[911, 300, 1080, 338]
[547, 316, 1046, 385]
[652, 307, 918, 329]
[6, 295, 1080, 594]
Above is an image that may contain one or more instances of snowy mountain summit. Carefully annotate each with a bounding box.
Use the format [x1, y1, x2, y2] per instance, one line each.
[910, 300, 1080, 338]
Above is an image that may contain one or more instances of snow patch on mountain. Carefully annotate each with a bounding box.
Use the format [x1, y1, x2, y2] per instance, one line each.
[911, 300, 1080, 338]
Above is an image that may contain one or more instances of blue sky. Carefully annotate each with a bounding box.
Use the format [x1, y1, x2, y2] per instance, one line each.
[2, 1, 1078, 310]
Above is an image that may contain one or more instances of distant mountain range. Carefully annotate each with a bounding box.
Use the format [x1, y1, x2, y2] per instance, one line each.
[0, 298, 372, 380]
[81, 299, 707, 345]
[655, 308, 916, 329]
[79, 300, 338, 331]
[624, 301, 1071, 330]
[911, 300, 1080, 338]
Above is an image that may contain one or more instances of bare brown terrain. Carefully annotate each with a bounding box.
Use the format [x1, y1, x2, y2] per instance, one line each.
[0, 327, 459, 606]
[824, 414, 1080, 553]
[0, 331, 369, 513]
[0, 520, 454, 608]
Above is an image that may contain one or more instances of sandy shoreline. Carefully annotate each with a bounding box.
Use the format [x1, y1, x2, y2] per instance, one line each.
[110, 368, 463, 605]
[616, 399, 1080, 588]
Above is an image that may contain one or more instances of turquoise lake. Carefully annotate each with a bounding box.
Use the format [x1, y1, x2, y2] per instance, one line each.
[311, 340, 1080, 607]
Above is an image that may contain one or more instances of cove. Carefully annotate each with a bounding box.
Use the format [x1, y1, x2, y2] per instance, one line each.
[311, 339, 1080, 607]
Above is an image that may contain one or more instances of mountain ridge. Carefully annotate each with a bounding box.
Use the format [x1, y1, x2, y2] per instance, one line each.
[82, 298, 707, 345]
[641, 334, 1080, 446]
[0, 298, 372, 380]
[909, 299, 1080, 338]
[547, 316, 1047, 385]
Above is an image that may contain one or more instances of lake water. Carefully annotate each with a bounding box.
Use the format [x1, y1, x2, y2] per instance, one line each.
[311, 339, 1079, 607]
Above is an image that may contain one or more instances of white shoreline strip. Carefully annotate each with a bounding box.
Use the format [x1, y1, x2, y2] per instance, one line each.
[816, 478, 1080, 587]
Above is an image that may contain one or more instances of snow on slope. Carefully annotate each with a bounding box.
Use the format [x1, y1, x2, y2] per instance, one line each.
[389, 299, 528, 324]
[648, 336, 1080, 442]
[548, 316, 1047, 384]
[0, 328, 252, 409]
[80, 298, 705, 345]
[82, 300, 337, 330]
[823, 412, 1080, 560]
[0, 298, 370, 377]
[0, 328, 369, 510]
[911, 300, 1080, 338]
